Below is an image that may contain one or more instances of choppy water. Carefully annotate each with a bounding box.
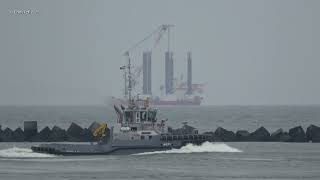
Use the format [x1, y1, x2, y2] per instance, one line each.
[0, 142, 320, 180]
[1, 105, 320, 180]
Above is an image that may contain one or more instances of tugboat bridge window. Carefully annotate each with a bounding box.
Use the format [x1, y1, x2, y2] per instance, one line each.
[140, 112, 146, 121]
[136, 112, 140, 123]
[148, 136, 152, 140]
[148, 111, 157, 122]
[148, 111, 152, 121]
[125, 111, 133, 123]
[147, 110, 157, 122]
[141, 136, 145, 140]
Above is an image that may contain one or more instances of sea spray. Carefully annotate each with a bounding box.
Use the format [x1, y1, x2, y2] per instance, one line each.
[0, 147, 55, 158]
[133, 141, 242, 155]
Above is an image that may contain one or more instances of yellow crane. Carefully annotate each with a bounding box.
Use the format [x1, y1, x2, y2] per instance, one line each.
[93, 123, 108, 140]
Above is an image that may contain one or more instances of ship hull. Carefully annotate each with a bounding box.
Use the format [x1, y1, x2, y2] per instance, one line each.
[31, 142, 178, 156]
[153, 100, 200, 106]
[31, 134, 211, 155]
[112, 97, 201, 106]
[31, 145, 171, 155]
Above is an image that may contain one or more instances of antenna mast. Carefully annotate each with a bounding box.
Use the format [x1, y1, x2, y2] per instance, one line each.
[127, 55, 132, 103]
[122, 51, 133, 104]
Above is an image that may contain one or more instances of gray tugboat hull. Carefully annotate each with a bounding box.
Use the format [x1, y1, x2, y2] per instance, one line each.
[31, 134, 211, 155]
[31, 143, 173, 155]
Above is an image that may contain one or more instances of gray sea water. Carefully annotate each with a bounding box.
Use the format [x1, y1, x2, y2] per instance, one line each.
[1, 105, 320, 180]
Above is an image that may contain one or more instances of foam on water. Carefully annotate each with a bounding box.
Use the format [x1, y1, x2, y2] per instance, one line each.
[133, 141, 242, 155]
[0, 147, 56, 158]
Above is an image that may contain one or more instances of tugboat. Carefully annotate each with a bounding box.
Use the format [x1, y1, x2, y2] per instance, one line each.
[31, 56, 211, 155]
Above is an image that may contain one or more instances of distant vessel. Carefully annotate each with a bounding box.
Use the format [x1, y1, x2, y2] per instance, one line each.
[113, 82, 204, 106]
[116, 25, 205, 106]
[31, 54, 210, 155]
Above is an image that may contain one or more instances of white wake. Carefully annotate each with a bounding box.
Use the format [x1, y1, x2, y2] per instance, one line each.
[0, 147, 56, 158]
[134, 142, 242, 155]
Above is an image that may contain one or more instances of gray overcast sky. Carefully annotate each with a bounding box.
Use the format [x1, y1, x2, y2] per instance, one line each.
[0, 0, 319, 105]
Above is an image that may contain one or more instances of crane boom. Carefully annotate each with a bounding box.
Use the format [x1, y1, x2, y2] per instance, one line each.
[123, 24, 174, 56]
[121, 24, 174, 101]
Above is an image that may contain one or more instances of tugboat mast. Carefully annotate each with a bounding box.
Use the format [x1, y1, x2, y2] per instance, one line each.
[123, 51, 134, 106]
[127, 55, 132, 103]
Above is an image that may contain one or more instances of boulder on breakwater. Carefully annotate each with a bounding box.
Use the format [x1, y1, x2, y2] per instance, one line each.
[13, 128, 25, 142]
[66, 122, 94, 142]
[306, 124, 320, 142]
[249, 126, 270, 141]
[1, 128, 14, 142]
[31, 126, 52, 142]
[67, 122, 85, 141]
[49, 126, 67, 141]
[288, 126, 307, 142]
[270, 128, 290, 142]
[235, 130, 250, 141]
[213, 127, 236, 142]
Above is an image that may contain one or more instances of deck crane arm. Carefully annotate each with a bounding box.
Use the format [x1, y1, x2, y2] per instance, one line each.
[93, 123, 108, 140]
